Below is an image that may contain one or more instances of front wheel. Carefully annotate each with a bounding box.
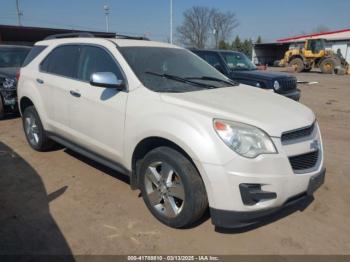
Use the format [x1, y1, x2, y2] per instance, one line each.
[139, 147, 208, 228]
[289, 58, 304, 73]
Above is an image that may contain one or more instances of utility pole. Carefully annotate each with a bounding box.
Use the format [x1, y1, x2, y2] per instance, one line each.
[104, 5, 110, 32]
[16, 0, 23, 26]
[170, 0, 173, 44]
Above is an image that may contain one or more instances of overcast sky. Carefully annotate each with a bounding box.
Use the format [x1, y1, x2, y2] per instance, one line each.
[1, 0, 349, 42]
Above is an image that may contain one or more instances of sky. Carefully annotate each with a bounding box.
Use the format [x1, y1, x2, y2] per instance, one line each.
[0, 0, 349, 43]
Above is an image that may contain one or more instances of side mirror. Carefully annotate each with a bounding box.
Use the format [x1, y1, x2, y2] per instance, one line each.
[214, 64, 225, 74]
[90, 72, 124, 90]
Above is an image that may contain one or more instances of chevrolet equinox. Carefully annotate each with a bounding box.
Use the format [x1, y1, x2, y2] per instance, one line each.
[17, 33, 325, 229]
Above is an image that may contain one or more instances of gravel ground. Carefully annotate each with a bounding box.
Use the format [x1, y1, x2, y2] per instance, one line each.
[0, 71, 349, 255]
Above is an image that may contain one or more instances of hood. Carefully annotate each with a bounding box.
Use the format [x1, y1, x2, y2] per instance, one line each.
[161, 85, 314, 137]
[231, 69, 295, 81]
[0, 67, 18, 78]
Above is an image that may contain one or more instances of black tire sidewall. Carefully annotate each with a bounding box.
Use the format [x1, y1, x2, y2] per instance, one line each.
[139, 147, 207, 228]
[22, 106, 46, 151]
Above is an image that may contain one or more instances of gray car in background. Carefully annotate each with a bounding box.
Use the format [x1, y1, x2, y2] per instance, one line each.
[0, 45, 31, 119]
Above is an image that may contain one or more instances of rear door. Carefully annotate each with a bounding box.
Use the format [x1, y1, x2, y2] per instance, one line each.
[39, 45, 80, 137]
[68, 44, 128, 163]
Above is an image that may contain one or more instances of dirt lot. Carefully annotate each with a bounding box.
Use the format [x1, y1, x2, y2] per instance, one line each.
[0, 71, 350, 255]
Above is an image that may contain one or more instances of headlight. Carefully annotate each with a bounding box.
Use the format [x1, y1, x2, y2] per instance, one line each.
[273, 80, 280, 90]
[213, 119, 277, 158]
[2, 78, 16, 89]
[255, 82, 261, 87]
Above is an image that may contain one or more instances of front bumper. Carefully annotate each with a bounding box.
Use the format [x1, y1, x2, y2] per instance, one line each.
[195, 123, 324, 228]
[0, 88, 18, 109]
[210, 168, 325, 228]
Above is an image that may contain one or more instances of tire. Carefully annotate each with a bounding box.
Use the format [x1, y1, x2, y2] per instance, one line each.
[320, 58, 335, 74]
[0, 96, 5, 120]
[289, 58, 304, 73]
[22, 106, 55, 151]
[139, 147, 208, 228]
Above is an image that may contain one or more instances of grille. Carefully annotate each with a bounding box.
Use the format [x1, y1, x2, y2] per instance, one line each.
[277, 78, 297, 93]
[289, 151, 319, 172]
[281, 123, 315, 143]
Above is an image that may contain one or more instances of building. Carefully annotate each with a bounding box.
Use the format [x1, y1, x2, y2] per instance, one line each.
[253, 28, 350, 66]
[0, 24, 114, 46]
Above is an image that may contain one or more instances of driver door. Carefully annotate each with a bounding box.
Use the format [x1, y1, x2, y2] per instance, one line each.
[69, 44, 128, 163]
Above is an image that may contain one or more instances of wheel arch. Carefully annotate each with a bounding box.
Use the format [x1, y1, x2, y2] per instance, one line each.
[19, 96, 34, 115]
[130, 136, 200, 190]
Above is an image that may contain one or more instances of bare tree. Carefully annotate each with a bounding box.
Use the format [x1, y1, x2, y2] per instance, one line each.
[176, 6, 212, 48]
[211, 9, 239, 48]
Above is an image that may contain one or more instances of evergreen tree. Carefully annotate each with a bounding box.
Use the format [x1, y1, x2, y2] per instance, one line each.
[256, 36, 262, 44]
[231, 36, 242, 52]
[218, 40, 229, 50]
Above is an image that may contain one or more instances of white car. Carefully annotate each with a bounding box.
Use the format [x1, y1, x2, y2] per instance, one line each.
[17, 33, 325, 229]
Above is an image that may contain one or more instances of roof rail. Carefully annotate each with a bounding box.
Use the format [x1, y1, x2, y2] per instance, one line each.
[44, 32, 95, 40]
[44, 32, 149, 41]
[116, 34, 150, 41]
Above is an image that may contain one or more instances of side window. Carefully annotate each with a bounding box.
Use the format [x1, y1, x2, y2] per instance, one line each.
[78, 46, 124, 82]
[202, 53, 222, 68]
[40, 45, 80, 78]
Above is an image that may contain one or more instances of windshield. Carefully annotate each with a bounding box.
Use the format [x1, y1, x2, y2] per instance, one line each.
[120, 47, 234, 92]
[220, 52, 257, 71]
[0, 48, 30, 68]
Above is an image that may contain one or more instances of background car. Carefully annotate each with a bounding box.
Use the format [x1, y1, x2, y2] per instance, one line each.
[191, 49, 301, 101]
[0, 45, 31, 119]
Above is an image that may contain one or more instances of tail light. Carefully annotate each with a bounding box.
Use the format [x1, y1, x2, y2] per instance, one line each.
[16, 70, 20, 82]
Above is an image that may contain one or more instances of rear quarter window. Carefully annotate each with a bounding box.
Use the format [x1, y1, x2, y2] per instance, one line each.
[22, 46, 47, 67]
[40, 45, 80, 79]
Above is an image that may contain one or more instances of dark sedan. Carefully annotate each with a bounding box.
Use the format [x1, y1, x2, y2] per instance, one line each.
[191, 49, 300, 101]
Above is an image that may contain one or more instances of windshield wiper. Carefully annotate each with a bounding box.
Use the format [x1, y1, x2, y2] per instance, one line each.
[145, 71, 217, 89]
[186, 76, 238, 86]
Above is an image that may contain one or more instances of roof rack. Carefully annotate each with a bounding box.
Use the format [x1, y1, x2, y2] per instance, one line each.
[44, 32, 96, 40]
[44, 32, 150, 41]
[115, 34, 150, 41]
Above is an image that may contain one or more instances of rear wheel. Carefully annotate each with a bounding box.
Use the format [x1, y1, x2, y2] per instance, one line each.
[0, 96, 4, 120]
[289, 58, 304, 73]
[22, 106, 55, 151]
[139, 147, 208, 228]
[320, 58, 335, 74]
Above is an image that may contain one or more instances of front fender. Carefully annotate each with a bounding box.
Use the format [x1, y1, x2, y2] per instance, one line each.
[124, 102, 236, 171]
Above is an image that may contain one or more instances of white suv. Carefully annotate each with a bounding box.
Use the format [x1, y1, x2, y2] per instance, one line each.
[17, 33, 325, 229]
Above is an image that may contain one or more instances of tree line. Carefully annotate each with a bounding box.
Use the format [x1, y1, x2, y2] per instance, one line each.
[176, 6, 262, 58]
[217, 36, 262, 58]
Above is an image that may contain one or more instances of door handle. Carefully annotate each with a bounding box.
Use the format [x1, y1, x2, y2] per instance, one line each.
[70, 90, 81, 98]
[36, 78, 44, 84]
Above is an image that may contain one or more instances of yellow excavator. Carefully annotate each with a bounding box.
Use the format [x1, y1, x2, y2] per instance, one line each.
[279, 38, 348, 74]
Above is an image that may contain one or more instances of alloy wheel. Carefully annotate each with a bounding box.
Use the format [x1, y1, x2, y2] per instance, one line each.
[144, 161, 185, 218]
[24, 114, 40, 146]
